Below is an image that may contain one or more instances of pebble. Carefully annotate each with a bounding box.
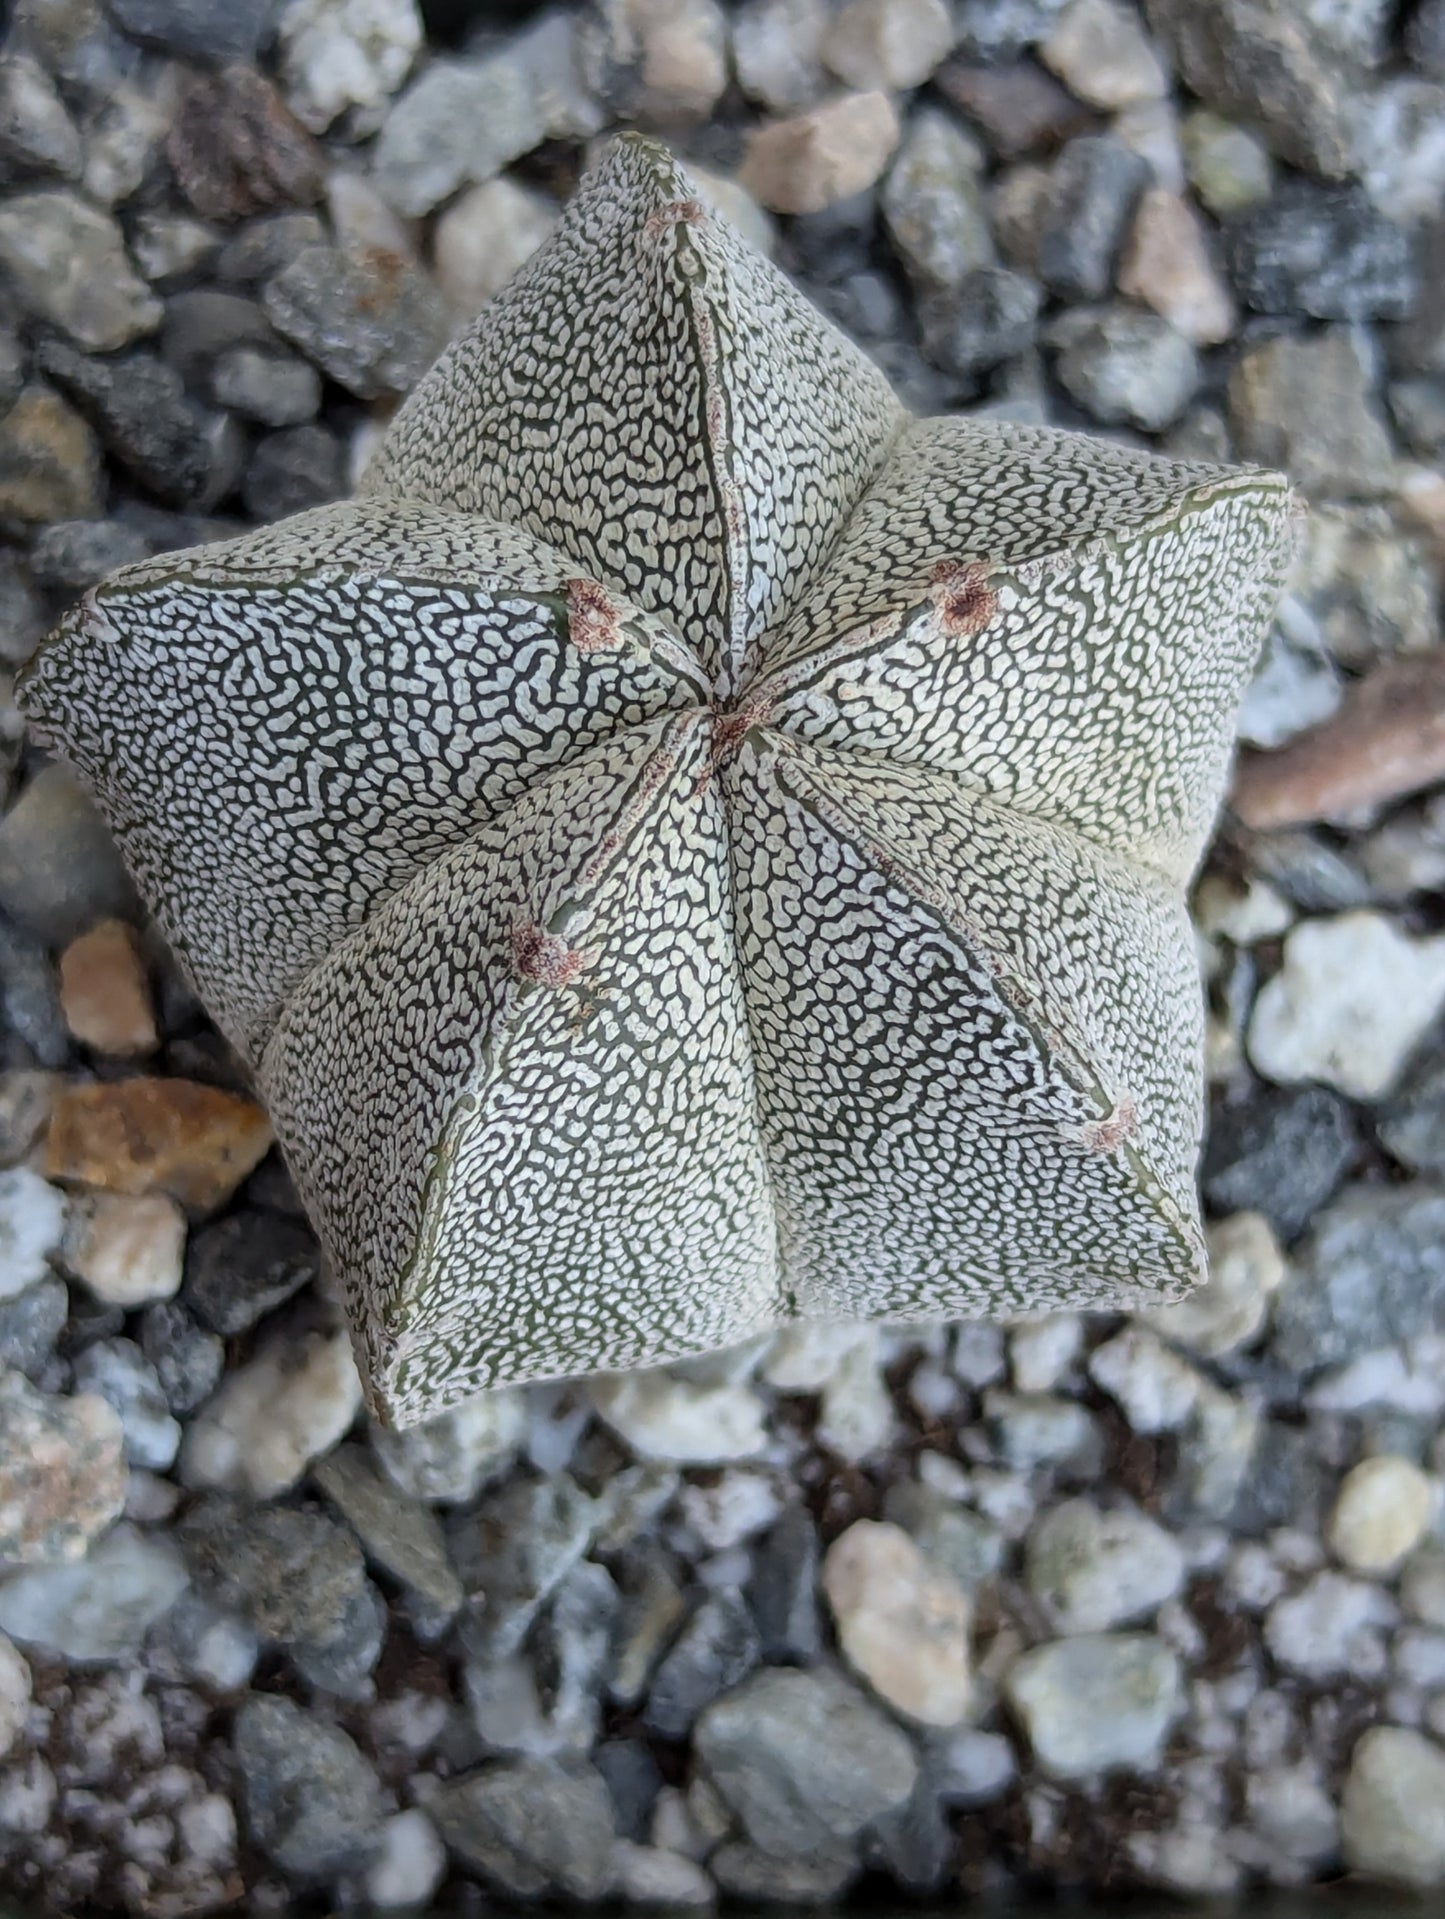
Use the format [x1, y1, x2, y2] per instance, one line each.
[365, 1807, 449, 1910]
[695, 1665, 918, 1857]
[262, 241, 447, 400]
[276, 0, 423, 133]
[733, 0, 826, 110]
[453, 1471, 598, 1662]
[29, 518, 150, 591]
[182, 1208, 318, 1336]
[43, 1077, 271, 1213]
[234, 1694, 383, 1881]
[1037, 134, 1150, 300]
[0, 1278, 67, 1382]
[1009, 1315, 1082, 1394]
[373, 1385, 525, 1504]
[1381, 1050, 1445, 1176]
[0, 1521, 187, 1660]
[129, 210, 219, 286]
[314, 1441, 463, 1626]
[1088, 1327, 1202, 1433]
[1225, 184, 1415, 322]
[0, 49, 82, 181]
[1234, 654, 1445, 832]
[0, 1633, 30, 1760]
[57, 919, 155, 1057]
[372, 53, 543, 217]
[1412, 0, 1445, 76]
[139, 1300, 224, 1415]
[72, 1338, 180, 1471]
[1003, 1633, 1184, 1779]
[747, 1501, 822, 1662]
[1228, 328, 1396, 499]
[1117, 187, 1234, 344]
[180, 1322, 362, 1499]
[884, 1481, 1006, 1590]
[1277, 1184, 1445, 1373]
[211, 344, 321, 427]
[0, 1167, 64, 1305]
[822, 1519, 973, 1727]
[432, 177, 558, 320]
[1041, 0, 1167, 108]
[163, 1589, 259, 1691]
[986, 1388, 1102, 1471]
[1264, 1570, 1395, 1682]
[1357, 76, 1445, 226]
[0, 382, 102, 524]
[586, 0, 729, 124]
[613, 1840, 715, 1908]
[645, 1590, 760, 1739]
[590, 1369, 767, 1464]
[823, 0, 953, 90]
[1328, 1456, 1436, 1574]
[104, 0, 273, 60]
[1144, 1211, 1285, 1358]
[882, 110, 992, 298]
[0, 1369, 126, 1564]
[1181, 109, 1273, 216]
[430, 1758, 617, 1901]
[166, 64, 326, 221]
[739, 90, 901, 214]
[1342, 1726, 1445, 1887]
[82, 75, 177, 208]
[242, 421, 345, 521]
[1248, 913, 1445, 1102]
[1026, 1499, 1186, 1633]
[1051, 304, 1200, 431]
[1203, 1082, 1356, 1244]
[0, 190, 159, 351]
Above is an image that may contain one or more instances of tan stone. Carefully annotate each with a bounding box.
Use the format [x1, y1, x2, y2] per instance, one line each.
[1328, 1456, 1437, 1575]
[58, 918, 157, 1057]
[821, 1517, 972, 1726]
[0, 385, 101, 523]
[63, 1189, 186, 1306]
[43, 1077, 271, 1212]
[740, 92, 900, 215]
[1118, 187, 1235, 345]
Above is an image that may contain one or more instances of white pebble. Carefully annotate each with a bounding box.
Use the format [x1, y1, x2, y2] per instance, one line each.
[821, 1518, 972, 1727]
[1328, 1456, 1437, 1575]
[179, 1324, 362, 1498]
[0, 1168, 65, 1302]
[364, 1808, 447, 1909]
[1343, 1725, 1445, 1887]
[1088, 1326, 1203, 1432]
[591, 1369, 767, 1465]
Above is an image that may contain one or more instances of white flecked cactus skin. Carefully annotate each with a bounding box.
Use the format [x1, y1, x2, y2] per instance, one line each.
[17, 134, 1296, 1428]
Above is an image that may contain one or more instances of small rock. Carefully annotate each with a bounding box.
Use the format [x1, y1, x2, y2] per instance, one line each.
[1026, 1499, 1186, 1633]
[163, 1589, 258, 1690]
[1278, 1183, 1445, 1373]
[0, 1520, 186, 1660]
[747, 1500, 822, 1662]
[1203, 1082, 1356, 1242]
[0, 50, 82, 182]
[1004, 1633, 1184, 1779]
[29, 518, 151, 591]
[0, 190, 158, 350]
[180, 1321, 361, 1498]
[937, 58, 1093, 161]
[882, 1481, 1006, 1590]
[166, 64, 326, 221]
[373, 1385, 525, 1504]
[817, 1335, 896, 1461]
[366, 1807, 448, 1910]
[882, 109, 993, 295]
[182, 1208, 318, 1335]
[432, 177, 558, 321]
[1118, 187, 1234, 344]
[1229, 327, 1395, 499]
[0, 384, 101, 523]
[104, 0, 273, 61]
[985, 1388, 1103, 1470]
[276, 0, 423, 133]
[72, 1338, 180, 1471]
[1381, 1050, 1445, 1176]
[1248, 913, 1445, 1101]
[1088, 1327, 1203, 1433]
[1037, 134, 1150, 300]
[129, 210, 219, 286]
[586, 0, 729, 124]
[733, 0, 826, 111]
[0, 1370, 126, 1564]
[824, 0, 953, 90]
[953, 0, 1070, 62]
[242, 420, 345, 521]
[1356, 76, 1445, 226]
[0, 1633, 30, 1759]
[44, 1077, 271, 1213]
[1041, 0, 1167, 108]
[1052, 304, 1200, 431]
[263, 242, 447, 399]
[0, 1278, 67, 1382]
[1266, 1570, 1395, 1681]
[710, 1840, 855, 1901]
[931, 1726, 1018, 1805]
[314, 1441, 462, 1625]
[739, 90, 901, 215]
[431, 1758, 617, 1901]
[372, 52, 543, 217]
[613, 1840, 715, 1908]
[590, 1369, 767, 1464]
[0, 1168, 64, 1305]
[57, 919, 155, 1057]
[139, 1300, 224, 1415]
[821, 1518, 973, 1727]
[234, 1693, 383, 1881]
[1411, 0, 1445, 79]
[211, 343, 320, 426]
[696, 1665, 918, 1857]
[82, 75, 176, 208]
[1144, 1211, 1285, 1357]
[645, 1590, 760, 1740]
[1226, 184, 1415, 322]
[1181, 108, 1273, 216]
[1008, 1315, 1083, 1394]
[1245, 1762, 1339, 1865]
[1342, 1725, 1445, 1887]
[1328, 1456, 1436, 1574]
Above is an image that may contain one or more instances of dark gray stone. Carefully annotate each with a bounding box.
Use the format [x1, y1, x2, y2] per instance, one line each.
[1391, 374, 1445, 460]
[1051, 304, 1200, 431]
[591, 1737, 662, 1842]
[313, 1442, 463, 1627]
[34, 337, 241, 511]
[1226, 1420, 1328, 1533]
[1037, 136, 1150, 301]
[234, 1694, 383, 1882]
[710, 1840, 857, 1901]
[241, 423, 344, 523]
[214, 211, 328, 286]
[953, 0, 1068, 62]
[920, 265, 1041, 388]
[262, 242, 448, 399]
[1379, 1050, 1445, 1173]
[451, 1472, 597, 1663]
[28, 518, 151, 592]
[865, 1777, 956, 1893]
[1246, 829, 1372, 915]
[1203, 1082, 1357, 1241]
[101, 0, 272, 63]
[0, 554, 46, 668]
[1226, 185, 1416, 321]
[72, 1335, 179, 1470]
[1410, 0, 1445, 78]
[0, 917, 69, 1066]
[430, 1758, 617, 1901]
[161, 288, 277, 391]
[0, 1276, 67, 1379]
[1273, 1183, 1445, 1372]
[747, 1500, 822, 1663]
[644, 1589, 761, 1741]
[0, 763, 139, 948]
[182, 1209, 319, 1337]
[1393, 213, 1445, 377]
[0, 334, 25, 417]
[139, 1300, 224, 1415]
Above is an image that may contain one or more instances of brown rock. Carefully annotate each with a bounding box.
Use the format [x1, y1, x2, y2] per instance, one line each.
[43, 1077, 272, 1213]
[0, 384, 101, 523]
[1117, 187, 1235, 345]
[0, 1370, 126, 1565]
[936, 59, 1096, 160]
[58, 918, 157, 1057]
[166, 64, 326, 222]
[1232, 651, 1445, 829]
[740, 90, 901, 214]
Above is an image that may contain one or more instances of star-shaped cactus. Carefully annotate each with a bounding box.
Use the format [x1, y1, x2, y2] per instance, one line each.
[19, 135, 1295, 1427]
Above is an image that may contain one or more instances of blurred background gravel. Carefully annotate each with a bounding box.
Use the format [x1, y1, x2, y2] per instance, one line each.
[0, 0, 1444, 1910]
